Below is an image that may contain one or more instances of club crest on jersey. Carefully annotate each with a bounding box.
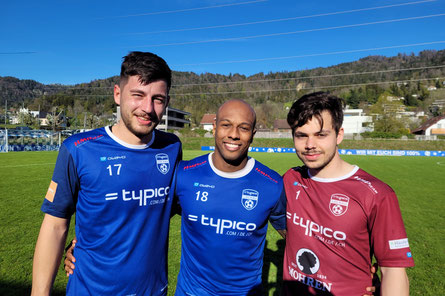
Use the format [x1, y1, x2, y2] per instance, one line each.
[155, 153, 170, 175]
[241, 189, 259, 210]
[329, 193, 349, 216]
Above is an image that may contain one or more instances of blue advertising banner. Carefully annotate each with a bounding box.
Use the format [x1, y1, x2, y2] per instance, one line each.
[201, 146, 445, 157]
[0, 145, 60, 152]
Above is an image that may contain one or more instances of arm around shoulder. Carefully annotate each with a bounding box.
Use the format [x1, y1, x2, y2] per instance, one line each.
[380, 267, 409, 296]
[32, 214, 70, 296]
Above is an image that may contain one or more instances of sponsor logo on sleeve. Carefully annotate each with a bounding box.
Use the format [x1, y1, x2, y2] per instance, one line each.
[388, 238, 410, 250]
[241, 189, 259, 210]
[74, 134, 103, 147]
[45, 180, 58, 202]
[155, 153, 170, 174]
[293, 181, 308, 189]
[353, 176, 378, 194]
[329, 194, 349, 216]
[407, 252, 412, 258]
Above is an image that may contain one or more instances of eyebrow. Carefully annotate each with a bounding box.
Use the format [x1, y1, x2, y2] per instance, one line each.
[294, 129, 332, 135]
[220, 119, 253, 126]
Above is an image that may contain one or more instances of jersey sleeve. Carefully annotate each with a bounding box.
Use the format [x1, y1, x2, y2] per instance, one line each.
[41, 143, 79, 218]
[369, 190, 414, 267]
[269, 183, 287, 231]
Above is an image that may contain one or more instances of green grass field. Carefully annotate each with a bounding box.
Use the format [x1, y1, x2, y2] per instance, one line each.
[0, 150, 444, 295]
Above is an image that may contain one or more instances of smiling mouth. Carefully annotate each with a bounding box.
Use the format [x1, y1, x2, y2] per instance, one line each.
[136, 115, 154, 125]
[224, 142, 241, 151]
[302, 151, 322, 160]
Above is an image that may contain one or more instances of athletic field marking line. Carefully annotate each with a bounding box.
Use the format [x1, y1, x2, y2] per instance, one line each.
[1, 162, 55, 168]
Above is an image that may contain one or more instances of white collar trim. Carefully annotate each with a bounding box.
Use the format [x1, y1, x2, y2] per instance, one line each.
[105, 126, 155, 149]
[308, 165, 359, 183]
[208, 152, 255, 179]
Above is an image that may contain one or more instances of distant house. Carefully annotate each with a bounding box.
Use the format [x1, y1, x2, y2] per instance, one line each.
[200, 114, 216, 131]
[39, 110, 67, 130]
[157, 107, 191, 130]
[273, 119, 290, 132]
[412, 115, 445, 136]
[343, 109, 373, 134]
[38, 111, 50, 126]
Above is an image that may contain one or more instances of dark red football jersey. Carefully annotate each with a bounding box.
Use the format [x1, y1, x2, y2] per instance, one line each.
[282, 166, 414, 295]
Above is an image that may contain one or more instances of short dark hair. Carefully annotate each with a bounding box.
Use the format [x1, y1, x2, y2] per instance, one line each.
[287, 91, 345, 134]
[120, 51, 172, 91]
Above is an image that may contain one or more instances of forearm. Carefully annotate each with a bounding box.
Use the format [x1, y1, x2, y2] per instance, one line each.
[381, 267, 409, 296]
[32, 215, 69, 296]
[276, 229, 286, 238]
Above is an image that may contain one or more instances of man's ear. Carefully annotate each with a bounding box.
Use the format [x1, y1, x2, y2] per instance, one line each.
[212, 119, 217, 136]
[336, 127, 344, 146]
[114, 85, 121, 105]
[250, 128, 256, 143]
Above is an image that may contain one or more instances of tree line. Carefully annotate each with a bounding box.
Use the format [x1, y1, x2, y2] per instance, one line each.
[1, 49, 444, 130]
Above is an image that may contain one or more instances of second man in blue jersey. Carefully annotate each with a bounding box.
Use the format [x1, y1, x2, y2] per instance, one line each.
[173, 99, 286, 295]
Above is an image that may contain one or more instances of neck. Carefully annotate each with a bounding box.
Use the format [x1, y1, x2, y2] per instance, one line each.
[111, 122, 152, 145]
[211, 152, 248, 173]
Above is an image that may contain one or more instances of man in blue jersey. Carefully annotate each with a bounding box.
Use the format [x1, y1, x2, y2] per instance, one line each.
[173, 99, 286, 295]
[32, 51, 182, 296]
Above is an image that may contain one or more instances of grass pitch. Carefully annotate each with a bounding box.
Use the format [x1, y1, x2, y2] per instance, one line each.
[0, 151, 444, 295]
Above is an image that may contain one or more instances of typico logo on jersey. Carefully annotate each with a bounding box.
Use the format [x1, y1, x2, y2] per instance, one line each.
[188, 214, 257, 234]
[105, 186, 170, 206]
[286, 212, 347, 241]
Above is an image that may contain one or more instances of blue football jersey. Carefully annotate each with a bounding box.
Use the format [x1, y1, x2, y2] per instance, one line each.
[41, 126, 182, 296]
[173, 153, 286, 296]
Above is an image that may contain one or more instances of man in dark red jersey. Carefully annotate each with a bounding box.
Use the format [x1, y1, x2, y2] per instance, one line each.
[282, 92, 414, 295]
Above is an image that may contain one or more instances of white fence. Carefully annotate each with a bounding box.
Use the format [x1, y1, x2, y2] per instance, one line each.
[0, 129, 63, 152]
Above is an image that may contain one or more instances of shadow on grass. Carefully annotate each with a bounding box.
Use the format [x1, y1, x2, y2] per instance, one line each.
[0, 280, 65, 296]
[263, 238, 285, 296]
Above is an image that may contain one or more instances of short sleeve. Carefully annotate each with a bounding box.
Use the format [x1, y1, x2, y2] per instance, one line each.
[269, 184, 287, 231]
[369, 191, 414, 267]
[41, 143, 79, 218]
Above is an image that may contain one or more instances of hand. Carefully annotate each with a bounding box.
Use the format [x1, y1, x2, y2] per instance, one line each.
[363, 263, 381, 295]
[64, 239, 77, 276]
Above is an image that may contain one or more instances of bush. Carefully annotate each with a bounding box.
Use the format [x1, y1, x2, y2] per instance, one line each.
[361, 131, 405, 139]
[177, 127, 209, 137]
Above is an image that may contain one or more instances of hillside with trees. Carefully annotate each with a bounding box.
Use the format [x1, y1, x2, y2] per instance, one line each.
[1, 49, 444, 129]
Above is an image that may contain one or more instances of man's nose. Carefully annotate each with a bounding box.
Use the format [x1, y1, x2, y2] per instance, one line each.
[228, 126, 240, 139]
[141, 97, 154, 113]
[305, 136, 316, 149]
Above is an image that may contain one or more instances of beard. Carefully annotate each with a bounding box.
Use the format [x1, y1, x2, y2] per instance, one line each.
[298, 148, 337, 172]
[121, 112, 159, 139]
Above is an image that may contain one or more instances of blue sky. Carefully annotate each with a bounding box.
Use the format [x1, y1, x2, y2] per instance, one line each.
[1, 0, 444, 85]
